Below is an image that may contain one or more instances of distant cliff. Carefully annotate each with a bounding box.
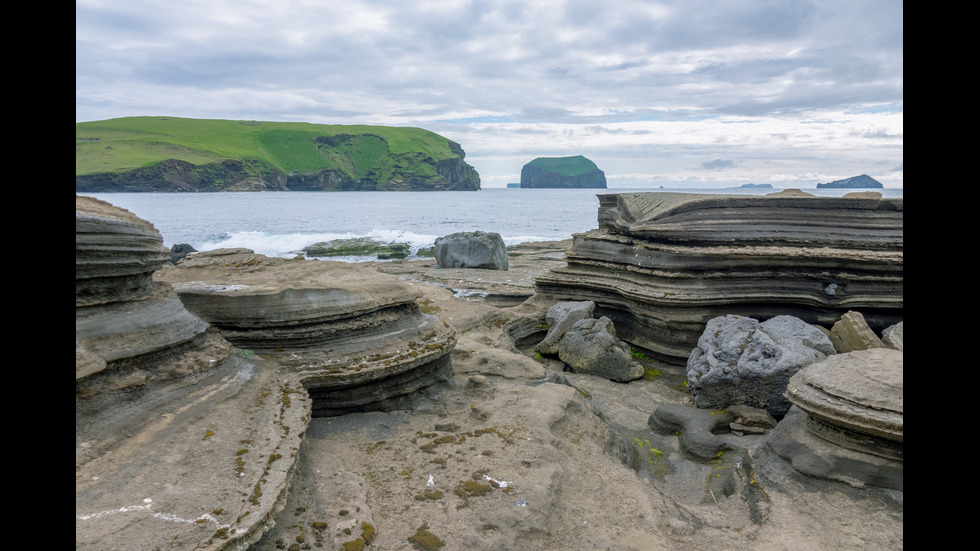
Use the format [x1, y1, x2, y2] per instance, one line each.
[75, 117, 481, 192]
[816, 174, 883, 189]
[520, 155, 606, 189]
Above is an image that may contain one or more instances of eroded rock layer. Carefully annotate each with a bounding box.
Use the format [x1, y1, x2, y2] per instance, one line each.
[76, 197, 299, 551]
[768, 348, 903, 489]
[75, 196, 227, 394]
[535, 191, 903, 363]
[155, 250, 457, 416]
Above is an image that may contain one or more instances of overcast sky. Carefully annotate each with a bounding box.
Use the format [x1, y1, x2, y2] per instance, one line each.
[76, 0, 903, 189]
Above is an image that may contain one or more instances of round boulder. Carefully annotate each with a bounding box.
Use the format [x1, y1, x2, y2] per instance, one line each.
[434, 231, 509, 270]
[687, 314, 835, 417]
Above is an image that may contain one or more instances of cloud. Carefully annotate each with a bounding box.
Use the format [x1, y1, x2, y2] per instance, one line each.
[701, 159, 736, 170]
[75, 0, 903, 188]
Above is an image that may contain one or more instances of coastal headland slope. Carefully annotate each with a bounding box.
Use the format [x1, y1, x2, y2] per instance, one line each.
[75, 116, 481, 192]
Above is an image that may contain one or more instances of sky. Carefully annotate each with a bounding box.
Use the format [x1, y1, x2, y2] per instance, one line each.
[76, 0, 903, 189]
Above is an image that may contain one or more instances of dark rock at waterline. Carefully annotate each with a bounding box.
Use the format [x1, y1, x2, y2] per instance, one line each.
[434, 230, 509, 270]
[170, 243, 197, 265]
[303, 237, 410, 259]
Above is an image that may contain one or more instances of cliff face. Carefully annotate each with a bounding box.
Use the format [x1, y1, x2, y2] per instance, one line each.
[520, 155, 607, 189]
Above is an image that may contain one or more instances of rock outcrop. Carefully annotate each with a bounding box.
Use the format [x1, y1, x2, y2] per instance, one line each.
[155, 249, 458, 417]
[520, 155, 607, 189]
[76, 196, 308, 551]
[769, 347, 903, 490]
[535, 191, 903, 364]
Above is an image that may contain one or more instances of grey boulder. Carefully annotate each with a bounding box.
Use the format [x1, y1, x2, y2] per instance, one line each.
[534, 300, 595, 354]
[434, 230, 509, 270]
[687, 314, 835, 417]
[558, 316, 643, 382]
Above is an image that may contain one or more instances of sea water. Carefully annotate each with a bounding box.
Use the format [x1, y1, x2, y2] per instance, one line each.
[80, 187, 903, 260]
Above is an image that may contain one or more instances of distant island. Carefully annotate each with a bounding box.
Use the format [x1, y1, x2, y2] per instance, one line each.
[739, 183, 773, 189]
[816, 174, 883, 189]
[75, 116, 481, 192]
[520, 155, 606, 189]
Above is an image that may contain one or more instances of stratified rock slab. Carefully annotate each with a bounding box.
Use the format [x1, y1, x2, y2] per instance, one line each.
[156, 250, 457, 416]
[769, 348, 903, 489]
[75, 195, 228, 395]
[535, 192, 903, 363]
[76, 197, 302, 551]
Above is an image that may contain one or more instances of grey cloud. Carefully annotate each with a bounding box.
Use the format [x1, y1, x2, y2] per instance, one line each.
[701, 159, 736, 170]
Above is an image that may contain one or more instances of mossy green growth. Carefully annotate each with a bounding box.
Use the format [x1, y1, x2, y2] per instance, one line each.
[360, 521, 376, 544]
[408, 523, 445, 550]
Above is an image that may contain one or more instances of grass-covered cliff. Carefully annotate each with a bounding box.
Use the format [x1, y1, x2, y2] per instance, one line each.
[75, 116, 481, 192]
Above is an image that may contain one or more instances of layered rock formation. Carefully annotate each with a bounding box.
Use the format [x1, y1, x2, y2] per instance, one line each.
[76, 196, 309, 551]
[520, 155, 607, 189]
[155, 249, 457, 417]
[75, 195, 227, 395]
[769, 348, 903, 490]
[535, 191, 903, 364]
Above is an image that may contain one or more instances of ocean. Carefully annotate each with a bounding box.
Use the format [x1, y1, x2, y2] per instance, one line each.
[80, 187, 903, 261]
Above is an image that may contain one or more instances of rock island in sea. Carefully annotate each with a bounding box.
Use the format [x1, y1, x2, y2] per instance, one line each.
[76, 189, 903, 551]
[519, 155, 607, 188]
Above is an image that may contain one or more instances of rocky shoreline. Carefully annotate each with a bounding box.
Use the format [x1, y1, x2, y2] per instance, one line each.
[76, 192, 902, 551]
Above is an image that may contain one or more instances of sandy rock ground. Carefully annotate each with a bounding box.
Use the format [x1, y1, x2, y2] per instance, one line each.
[253, 245, 902, 551]
[76, 242, 902, 550]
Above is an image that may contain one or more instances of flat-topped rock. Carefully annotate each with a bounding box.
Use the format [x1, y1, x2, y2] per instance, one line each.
[786, 348, 903, 444]
[768, 347, 903, 490]
[156, 250, 457, 417]
[536, 192, 903, 363]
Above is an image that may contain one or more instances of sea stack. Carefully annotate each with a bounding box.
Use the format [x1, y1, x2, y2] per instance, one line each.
[520, 155, 607, 189]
